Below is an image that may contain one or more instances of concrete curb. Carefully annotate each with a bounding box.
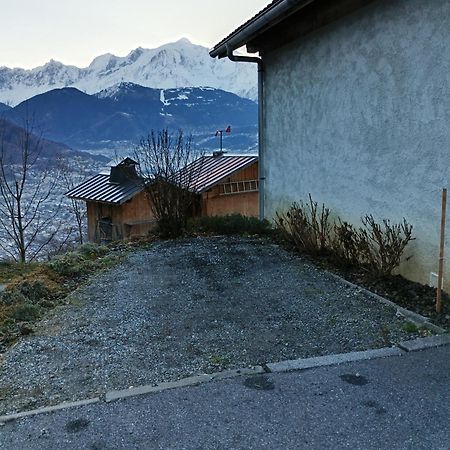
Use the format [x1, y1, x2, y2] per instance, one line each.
[398, 334, 450, 352]
[326, 271, 447, 334]
[0, 368, 266, 424]
[105, 366, 265, 403]
[0, 397, 99, 425]
[266, 347, 404, 373]
[1, 337, 449, 424]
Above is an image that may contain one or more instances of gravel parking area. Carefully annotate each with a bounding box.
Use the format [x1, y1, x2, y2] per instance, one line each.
[0, 236, 420, 415]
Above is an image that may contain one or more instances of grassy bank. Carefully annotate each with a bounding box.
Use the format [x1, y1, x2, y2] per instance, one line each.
[0, 243, 129, 353]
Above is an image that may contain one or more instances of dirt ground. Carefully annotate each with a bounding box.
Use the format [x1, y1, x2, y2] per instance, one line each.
[0, 236, 427, 415]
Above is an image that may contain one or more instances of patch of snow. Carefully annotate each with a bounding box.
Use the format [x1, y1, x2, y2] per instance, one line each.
[160, 89, 171, 106]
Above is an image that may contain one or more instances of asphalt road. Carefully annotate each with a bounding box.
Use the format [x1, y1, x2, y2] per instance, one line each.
[1, 345, 449, 450]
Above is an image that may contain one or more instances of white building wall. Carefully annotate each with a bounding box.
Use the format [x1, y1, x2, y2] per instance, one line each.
[263, 0, 450, 288]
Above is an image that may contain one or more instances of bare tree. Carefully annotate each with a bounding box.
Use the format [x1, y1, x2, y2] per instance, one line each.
[0, 117, 63, 262]
[61, 163, 87, 245]
[134, 129, 203, 237]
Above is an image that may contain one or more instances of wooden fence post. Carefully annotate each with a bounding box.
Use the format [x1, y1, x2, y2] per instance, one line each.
[436, 188, 447, 314]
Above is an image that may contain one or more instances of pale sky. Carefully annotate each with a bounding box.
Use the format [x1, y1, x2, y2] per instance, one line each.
[0, 0, 269, 69]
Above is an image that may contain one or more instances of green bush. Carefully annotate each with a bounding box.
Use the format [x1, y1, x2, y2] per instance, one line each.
[10, 303, 41, 322]
[0, 290, 28, 306]
[47, 245, 118, 278]
[48, 252, 85, 277]
[47, 252, 99, 277]
[16, 280, 52, 304]
[78, 243, 109, 258]
[188, 214, 272, 236]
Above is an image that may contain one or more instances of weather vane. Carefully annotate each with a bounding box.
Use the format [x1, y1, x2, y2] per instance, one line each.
[215, 126, 231, 153]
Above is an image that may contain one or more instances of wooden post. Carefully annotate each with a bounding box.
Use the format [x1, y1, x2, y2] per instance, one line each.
[436, 187, 447, 314]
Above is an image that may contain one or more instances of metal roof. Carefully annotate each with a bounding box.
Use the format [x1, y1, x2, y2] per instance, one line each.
[177, 154, 258, 193]
[67, 154, 258, 203]
[66, 173, 144, 205]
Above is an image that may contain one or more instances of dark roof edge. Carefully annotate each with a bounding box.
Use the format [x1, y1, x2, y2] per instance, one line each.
[209, 0, 315, 58]
[66, 191, 140, 205]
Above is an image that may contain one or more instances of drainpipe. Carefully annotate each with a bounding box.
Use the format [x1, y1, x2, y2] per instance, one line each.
[226, 44, 265, 221]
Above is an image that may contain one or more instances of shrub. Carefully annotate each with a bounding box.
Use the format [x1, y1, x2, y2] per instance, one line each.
[47, 245, 118, 279]
[47, 252, 88, 277]
[15, 280, 52, 304]
[276, 196, 414, 278]
[275, 195, 332, 254]
[0, 290, 28, 306]
[330, 219, 360, 266]
[357, 215, 414, 278]
[10, 303, 41, 322]
[78, 243, 109, 258]
[402, 321, 419, 333]
[188, 214, 272, 236]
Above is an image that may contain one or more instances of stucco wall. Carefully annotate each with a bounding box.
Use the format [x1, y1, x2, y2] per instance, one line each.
[263, 0, 450, 287]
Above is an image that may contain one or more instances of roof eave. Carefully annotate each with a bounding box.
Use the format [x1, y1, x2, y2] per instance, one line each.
[66, 186, 144, 205]
[209, 0, 315, 58]
[67, 196, 121, 206]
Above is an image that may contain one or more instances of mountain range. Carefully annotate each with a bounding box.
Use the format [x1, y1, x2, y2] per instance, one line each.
[0, 118, 105, 166]
[3, 83, 258, 153]
[0, 39, 257, 107]
[0, 102, 11, 113]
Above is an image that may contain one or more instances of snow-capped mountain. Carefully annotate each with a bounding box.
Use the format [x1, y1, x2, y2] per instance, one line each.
[0, 39, 257, 106]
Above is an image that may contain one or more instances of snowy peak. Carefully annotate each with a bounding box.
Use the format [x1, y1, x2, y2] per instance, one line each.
[0, 39, 257, 106]
[95, 82, 143, 99]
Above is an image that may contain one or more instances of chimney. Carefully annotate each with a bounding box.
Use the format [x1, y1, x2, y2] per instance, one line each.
[212, 150, 227, 157]
[109, 158, 139, 184]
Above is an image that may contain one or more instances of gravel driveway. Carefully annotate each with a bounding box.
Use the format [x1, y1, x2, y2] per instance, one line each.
[0, 236, 419, 415]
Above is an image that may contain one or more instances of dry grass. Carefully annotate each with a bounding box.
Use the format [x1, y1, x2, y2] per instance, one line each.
[0, 242, 128, 352]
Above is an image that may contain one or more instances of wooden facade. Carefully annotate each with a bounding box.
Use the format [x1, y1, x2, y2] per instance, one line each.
[69, 156, 259, 243]
[200, 162, 259, 217]
[86, 191, 156, 242]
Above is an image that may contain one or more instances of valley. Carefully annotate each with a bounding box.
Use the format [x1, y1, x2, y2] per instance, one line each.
[0, 39, 259, 260]
[3, 84, 258, 153]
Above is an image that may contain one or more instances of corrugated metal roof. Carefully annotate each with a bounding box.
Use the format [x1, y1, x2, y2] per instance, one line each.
[66, 173, 144, 205]
[67, 155, 258, 203]
[177, 155, 258, 193]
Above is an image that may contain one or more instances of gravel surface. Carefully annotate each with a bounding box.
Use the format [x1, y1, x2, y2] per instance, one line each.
[0, 236, 421, 415]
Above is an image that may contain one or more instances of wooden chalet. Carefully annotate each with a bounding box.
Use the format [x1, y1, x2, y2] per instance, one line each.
[181, 152, 259, 218]
[66, 154, 259, 242]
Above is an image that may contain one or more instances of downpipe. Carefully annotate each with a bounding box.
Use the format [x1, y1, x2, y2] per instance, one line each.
[226, 44, 265, 221]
